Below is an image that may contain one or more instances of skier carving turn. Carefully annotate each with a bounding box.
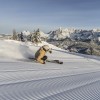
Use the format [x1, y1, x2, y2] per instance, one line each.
[35, 45, 52, 64]
[35, 45, 63, 64]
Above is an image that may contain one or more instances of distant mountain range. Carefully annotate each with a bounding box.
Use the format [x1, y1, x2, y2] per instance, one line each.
[1, 28, 100, 42]
[47, 28, 100, 42]
[46, 28, 100, 56]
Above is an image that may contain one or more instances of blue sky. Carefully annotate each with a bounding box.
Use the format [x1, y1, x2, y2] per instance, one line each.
[0, 0, 100, 34]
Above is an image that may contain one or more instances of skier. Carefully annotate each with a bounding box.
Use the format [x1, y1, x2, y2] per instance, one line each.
[35, 45, 52, 64]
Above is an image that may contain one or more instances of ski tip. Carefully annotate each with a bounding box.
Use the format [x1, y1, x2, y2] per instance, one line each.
[59, 62, 63, 64]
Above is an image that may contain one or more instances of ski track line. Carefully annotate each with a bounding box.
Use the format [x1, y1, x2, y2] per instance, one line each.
[0, 68, 61, 73]
[0, 70, 100, 86]
[41, 79, 100, 100]
[0, 71, 100, 100]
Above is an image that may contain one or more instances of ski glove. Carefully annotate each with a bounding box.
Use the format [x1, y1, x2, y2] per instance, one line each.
[49, 48, 52, 53]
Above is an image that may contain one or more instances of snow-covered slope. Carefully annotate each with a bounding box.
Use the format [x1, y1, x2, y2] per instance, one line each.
[0, 40, 100, 100]
[0, 40, 61, 59]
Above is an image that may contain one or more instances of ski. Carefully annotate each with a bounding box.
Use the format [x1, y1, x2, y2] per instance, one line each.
[46, 60, 63, 64]
[28, 58, 63, 64]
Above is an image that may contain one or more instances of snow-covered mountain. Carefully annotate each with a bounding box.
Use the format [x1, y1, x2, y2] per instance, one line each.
[48, 28, 100, 42]
[70, 30, 94, 41]
[48, 27, 75, 40]
[1, 28, 100, 42]
[39, 30, 48, 38]
[22, 30, 48, 39]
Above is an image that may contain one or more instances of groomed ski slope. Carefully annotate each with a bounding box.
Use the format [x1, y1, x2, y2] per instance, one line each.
[0, 40, 100, 100]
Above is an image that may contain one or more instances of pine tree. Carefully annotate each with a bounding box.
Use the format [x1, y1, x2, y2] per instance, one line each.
[12, 29, 17, 40]
[31, 29, 41, 44]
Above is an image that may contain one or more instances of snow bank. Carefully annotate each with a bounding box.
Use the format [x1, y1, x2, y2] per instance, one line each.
[0, 40, 34, 59]
[0, 40, 63, 60]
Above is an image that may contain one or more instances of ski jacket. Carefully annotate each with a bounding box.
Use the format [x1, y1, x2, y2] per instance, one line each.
[35, 45, 52, 64]
[35, 47, 46, 64]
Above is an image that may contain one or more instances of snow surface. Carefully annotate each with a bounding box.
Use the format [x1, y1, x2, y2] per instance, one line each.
[22, 31, 31, 36]
[0, 40, 100, 100]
